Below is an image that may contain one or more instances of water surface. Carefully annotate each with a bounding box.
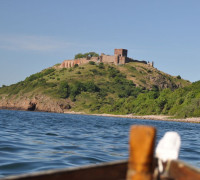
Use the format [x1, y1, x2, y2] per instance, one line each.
[0, 110, 200, 177]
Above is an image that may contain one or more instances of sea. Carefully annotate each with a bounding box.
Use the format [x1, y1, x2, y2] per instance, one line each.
[0, 109, 200, 178]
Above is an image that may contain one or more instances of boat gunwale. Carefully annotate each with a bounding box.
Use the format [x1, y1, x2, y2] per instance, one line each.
[0, 160, 128, 180]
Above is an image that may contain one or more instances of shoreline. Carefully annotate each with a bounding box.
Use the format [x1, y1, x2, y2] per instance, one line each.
[64, 111, 200, 123]
[1, 107, 200, 123]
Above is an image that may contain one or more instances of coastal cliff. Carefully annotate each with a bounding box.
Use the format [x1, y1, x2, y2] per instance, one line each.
[0, 94, 72, 113]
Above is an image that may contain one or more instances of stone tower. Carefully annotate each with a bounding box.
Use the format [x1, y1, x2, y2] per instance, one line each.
[114, 49, 128, 57]
[114, 49, 128, 65]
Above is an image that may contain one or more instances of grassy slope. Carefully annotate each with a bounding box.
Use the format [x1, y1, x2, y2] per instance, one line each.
[1, 62, 198, 118]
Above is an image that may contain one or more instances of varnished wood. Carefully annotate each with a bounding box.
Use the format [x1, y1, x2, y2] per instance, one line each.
[166, 160, 200, 180]
[1, 158, 200, 180]
[0, 160, 127, 180]
[126, 126, 156, 180]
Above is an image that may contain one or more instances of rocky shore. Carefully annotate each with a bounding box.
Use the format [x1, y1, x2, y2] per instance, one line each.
[1, 96, 200, 123]
[0, 94, 72, 113]
[64, 111, 200, 123]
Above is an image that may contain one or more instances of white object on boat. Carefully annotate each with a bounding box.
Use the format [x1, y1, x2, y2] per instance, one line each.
[155, 131, 181, 172]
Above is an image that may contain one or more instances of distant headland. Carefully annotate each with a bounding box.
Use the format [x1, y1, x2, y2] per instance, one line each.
[0, 48, 197, 120]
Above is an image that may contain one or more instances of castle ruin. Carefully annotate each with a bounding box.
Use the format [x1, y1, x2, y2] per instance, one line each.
[60, 49, 153, 68]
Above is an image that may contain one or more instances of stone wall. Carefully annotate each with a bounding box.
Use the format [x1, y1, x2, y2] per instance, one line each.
[124, 57, 147, 65]
[59, 49, 151, 69]
[91, 57, 99, 61]
[119, 56, 126, 64]
[60, 57, 98, 68]
[60, 59, 86, 68]
[101, 54, 115, 64]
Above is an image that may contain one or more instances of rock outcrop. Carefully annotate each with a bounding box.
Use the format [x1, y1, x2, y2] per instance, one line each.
[0, 95, 72, 113]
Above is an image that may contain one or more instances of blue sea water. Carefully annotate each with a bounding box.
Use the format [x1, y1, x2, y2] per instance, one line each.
[0, 109, 200, 177]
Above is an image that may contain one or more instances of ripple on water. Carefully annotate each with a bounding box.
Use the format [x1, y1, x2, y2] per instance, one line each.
[0, 110, 200, 178]
[66, 155, 104, 166]
[0, 161, 42, 176]
[45, 132, 59, 136]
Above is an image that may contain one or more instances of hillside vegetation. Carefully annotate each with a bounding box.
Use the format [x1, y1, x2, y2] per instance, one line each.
[74, 52, 99, 59]
[1, 61, 199, 118]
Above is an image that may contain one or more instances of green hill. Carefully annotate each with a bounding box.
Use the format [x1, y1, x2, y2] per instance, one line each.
[1, 61, 198, 118]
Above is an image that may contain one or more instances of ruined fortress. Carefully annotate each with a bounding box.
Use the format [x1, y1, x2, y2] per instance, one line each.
[60, 49, 153, 68]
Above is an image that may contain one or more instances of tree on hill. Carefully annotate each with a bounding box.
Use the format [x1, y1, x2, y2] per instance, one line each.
[58, 81, 70, 98]
[74, 52, 99, 59]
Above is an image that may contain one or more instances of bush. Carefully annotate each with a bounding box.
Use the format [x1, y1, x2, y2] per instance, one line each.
[74, 52, 99, 59]
[74, 53, 84, 59]
[129, 66, 136, 71]
[46, 82, 57, 88]
[140, 79, 146, 84]
[25, 69, 56, 82]
[58, 81, 69, 98]
[177, 75, 181, 79]
[98, 89, 107, 98]
[98, 63, 105, 69]
[90, 69, 98, 75]
[74, 64, 79, 68]
[152, 85, 159, 92]
[84, 81, 100, 92]
[70, 82, 84, 101]
[25, 73, 43, 82]
[108, 66, 120, 78]
[89, 61, 95, 65]
[43, 68, 55, 76]
[85, 52, 99, 58]
[60, 68, 67, 73]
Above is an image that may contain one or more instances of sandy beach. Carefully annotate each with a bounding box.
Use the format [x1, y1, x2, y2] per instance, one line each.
[64, 111, 200, 123]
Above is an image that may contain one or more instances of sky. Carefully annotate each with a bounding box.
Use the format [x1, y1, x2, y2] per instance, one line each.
[0, 0, 200, 87]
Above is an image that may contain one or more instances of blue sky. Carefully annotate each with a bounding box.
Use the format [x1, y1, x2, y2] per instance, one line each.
[0, 0, 200, 86]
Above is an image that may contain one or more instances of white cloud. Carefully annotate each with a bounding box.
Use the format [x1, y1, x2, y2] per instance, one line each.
[0, 34, 77, 52]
